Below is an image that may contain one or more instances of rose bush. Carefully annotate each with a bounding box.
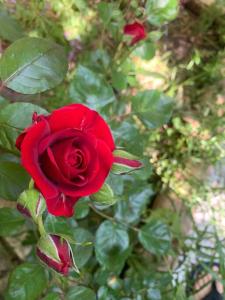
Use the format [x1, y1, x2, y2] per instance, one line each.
[2, 0, 212, 299]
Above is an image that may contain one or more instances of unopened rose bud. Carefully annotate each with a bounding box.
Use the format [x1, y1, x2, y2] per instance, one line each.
[17, 203, 31, 218]
[112, 149, 143, 175]
[36, 234, 78, 275]
[123, 21, 147, 45]
[17, 189, 46, 221]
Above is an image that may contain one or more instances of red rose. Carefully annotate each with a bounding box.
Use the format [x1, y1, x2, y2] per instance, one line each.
[123, 21, 147, 45]
[16, 104, 115, 217]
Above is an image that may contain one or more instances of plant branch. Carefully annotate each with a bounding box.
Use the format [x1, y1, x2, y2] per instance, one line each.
[89, 203, 139, 232]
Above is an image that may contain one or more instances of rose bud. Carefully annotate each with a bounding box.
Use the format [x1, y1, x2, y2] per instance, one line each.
[16, 104, 115, 217]
[112, 149, 143, 175]
[123, 21, 147, 45]
[17, 189, 46, 221]
[17, 203, 31, 218]
[36, 234, 78, 275]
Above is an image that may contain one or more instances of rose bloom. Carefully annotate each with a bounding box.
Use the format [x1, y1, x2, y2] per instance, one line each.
[16, 104, 115, 217]
[123, 21, 147, 45]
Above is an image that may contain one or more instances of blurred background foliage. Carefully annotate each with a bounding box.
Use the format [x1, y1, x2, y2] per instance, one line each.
[0, 0, 225, 299]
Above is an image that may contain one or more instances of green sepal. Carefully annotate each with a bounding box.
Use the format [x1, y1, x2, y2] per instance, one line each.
[17, 189, 46, 222]
[90, 183, 116, 206]
[37, 234, 61, 263]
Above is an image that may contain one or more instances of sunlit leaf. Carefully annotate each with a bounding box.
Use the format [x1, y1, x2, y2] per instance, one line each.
[69, 65, 115, 109]
[138, 219, 172, 255]
[0, 37, 68, 94]
[146, 0, 178, 26]
[132, 90, 174, 129]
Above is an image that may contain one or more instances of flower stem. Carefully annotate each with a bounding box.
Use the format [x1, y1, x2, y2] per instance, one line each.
[37, 216, 46, 236]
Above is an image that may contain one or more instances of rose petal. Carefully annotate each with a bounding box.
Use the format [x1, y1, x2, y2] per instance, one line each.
[59, 139, 113, 197]
[45, 194, 79, 217]
[48, 104, 115, 151]
[39, 129, 99, 185]
[21, 119, 59, 199]
[40, 147, 73, 185]
[51, 235, 72, 267]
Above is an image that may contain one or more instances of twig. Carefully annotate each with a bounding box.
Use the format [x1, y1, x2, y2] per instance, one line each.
[89, 203, 139, 232]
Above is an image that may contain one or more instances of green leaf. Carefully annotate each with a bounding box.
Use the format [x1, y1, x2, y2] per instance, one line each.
[0, 37, 68, 94]
[42, 292, 60, 300]
[112, 120, 145, 155]
[138, 219, 172, 255]
[97, 286, 117, 300]
[90, 183, 116, 206]
[0, 155, 30, 201]
[74, 197, 90, 220]
[98, 2, 114, 25]
[69, 65, 116, 110]
[0, 95, 8, 108]
[134, 42, 156, 61]
[81, 49, 111, 74]
[132, 157, 153, 181]
[67, 286, 96, 300]
[5, 263, 48, 300]
[95, 220, 130, 272]
[106, 173, 124, 196]
[111, 70, 127, 91]
[0, 102, 47, 153]
[132, 90, 174, 129]
[0, 11, 24, 42]
[146, 0, 178, 26]
[115, 185, 154, 225]
[0, 208, 25, 236]
[147, 288, 162, 300]
[97, 2, 124, 39]
[44, 214, 77, 241]
[74, 0, 88, 11]
[70, 227, 93, 268]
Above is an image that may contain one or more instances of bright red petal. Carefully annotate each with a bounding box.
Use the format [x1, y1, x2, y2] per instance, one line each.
[48, 104, 88, 132]
[48, 104, 115, 151]
[16, 131, 27, 150]
[21, 120, 59, 200]
[59, 139, 113, 197]
[45, 194, 79, 217]
[52, 235, 72, 267]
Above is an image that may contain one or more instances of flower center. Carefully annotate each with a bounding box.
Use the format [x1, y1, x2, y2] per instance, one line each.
[67, 149, 83, 168]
